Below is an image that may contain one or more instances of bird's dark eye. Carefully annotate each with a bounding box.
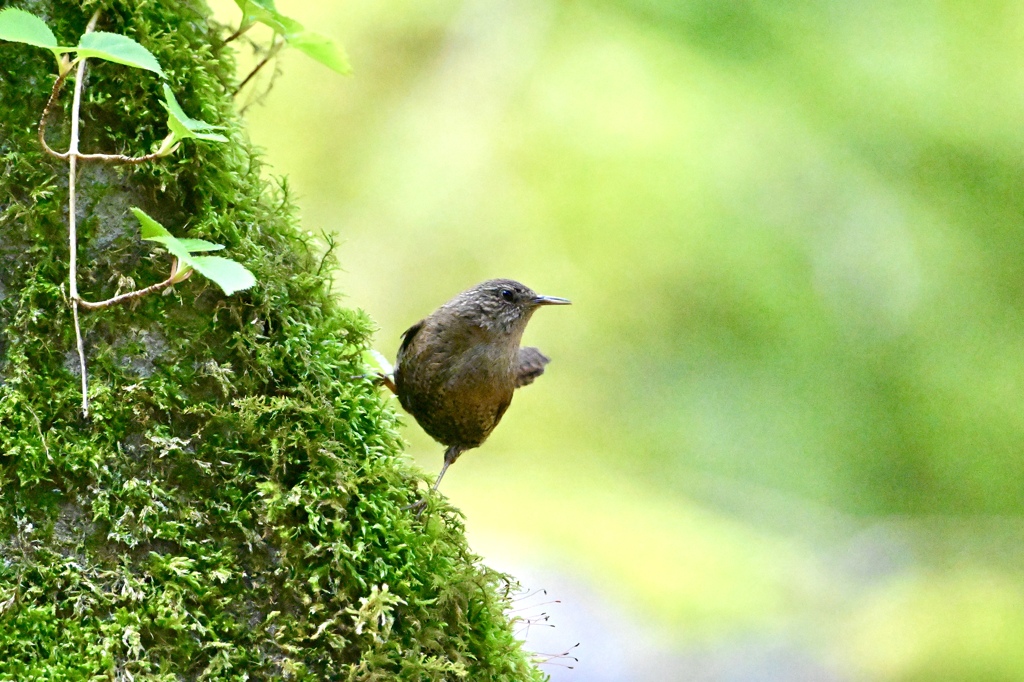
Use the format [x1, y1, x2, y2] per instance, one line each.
[500, 289, 515, 302]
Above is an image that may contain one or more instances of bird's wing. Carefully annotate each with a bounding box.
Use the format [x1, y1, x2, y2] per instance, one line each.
[515, 347, 551, 388]
[493, 395, 512, 427]
[398, 320, 425, 357]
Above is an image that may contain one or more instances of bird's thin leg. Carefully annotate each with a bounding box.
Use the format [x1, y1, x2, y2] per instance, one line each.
[431, 457, 452, 491]
[378, 373, 397, 395]
[405, 445, 463, 516]
[434, 445, 464, 490]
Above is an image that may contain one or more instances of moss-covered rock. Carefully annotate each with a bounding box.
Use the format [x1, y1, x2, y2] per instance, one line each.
[0, 1, 544, 679]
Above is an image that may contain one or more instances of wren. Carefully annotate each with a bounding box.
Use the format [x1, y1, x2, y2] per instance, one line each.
[389, 279, 570, 509]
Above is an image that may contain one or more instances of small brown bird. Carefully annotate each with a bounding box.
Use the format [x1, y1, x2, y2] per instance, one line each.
[390, 279, 570, 508]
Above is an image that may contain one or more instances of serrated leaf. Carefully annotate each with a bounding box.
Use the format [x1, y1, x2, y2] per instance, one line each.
[233, 0, 286, 33]
[132, 208, 254, 296]
[161, 84, 228, 143]
[273, 15, 350, 75]
[234, 0, 280, 16]
[286, 29, 351, 75]
[187, 256, 256, 295]
[231, 2, 349, 74]
[134, 208, 188, 260]
[274, 14, 303, 36]
[0, 8, 59, 50]
[144, 234, 223, 255]
[175, 238, 224, 253]
[76, 31, 163, 76]
[191, 130, 230, 142]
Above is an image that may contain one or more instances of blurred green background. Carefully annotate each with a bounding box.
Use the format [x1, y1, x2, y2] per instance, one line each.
[216, 0, 1024, 679]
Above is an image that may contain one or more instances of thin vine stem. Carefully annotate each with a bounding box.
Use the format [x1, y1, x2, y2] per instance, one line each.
[37, 67, 72, 159]
[77, 261, 189, 310]
[222, 22, 250, 45]
[39, 69, 168, 166]
[55, 11, 182, 414]
[68, 10, 100, 417]
[233, 35, 283, 96]
[69, 58, 87, 414]
[41, 11, 235, 415]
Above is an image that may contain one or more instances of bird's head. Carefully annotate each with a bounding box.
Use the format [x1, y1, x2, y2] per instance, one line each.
[450, 278, 571, 337]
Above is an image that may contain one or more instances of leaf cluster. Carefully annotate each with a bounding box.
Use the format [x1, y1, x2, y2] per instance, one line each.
[231, 0, 350, 75]
[0, 6, 225, 148]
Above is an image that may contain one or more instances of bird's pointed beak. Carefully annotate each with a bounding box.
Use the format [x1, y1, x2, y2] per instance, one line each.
[532, 295, 572, 306]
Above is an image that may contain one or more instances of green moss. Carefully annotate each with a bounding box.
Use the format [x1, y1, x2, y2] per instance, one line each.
[0, 1, 545, 679]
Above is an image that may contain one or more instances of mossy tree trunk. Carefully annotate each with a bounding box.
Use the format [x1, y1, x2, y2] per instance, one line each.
[0, 1, 544, 679]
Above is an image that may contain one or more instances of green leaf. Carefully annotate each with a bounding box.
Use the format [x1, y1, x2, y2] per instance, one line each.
[145, 234, 224, 255]
[132, 208, 255, 296]
[161, 84, 228, 143]
[175, 239, 224, 253]
[187, 256, 257, 296]
[134, 208, 187, 258]
[0, 8, 59, 50]
[76, 31, 163, 76]
[231, 1, 350, 74]
[243, 0, 278, 11]
[285, 29, 351, 75]
[275, 16, 350, 74]
[233, 0, 286, 33]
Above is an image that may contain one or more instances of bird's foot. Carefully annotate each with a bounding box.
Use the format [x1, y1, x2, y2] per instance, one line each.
[350, 372, 397, 395]
[402, 496, 429, 518]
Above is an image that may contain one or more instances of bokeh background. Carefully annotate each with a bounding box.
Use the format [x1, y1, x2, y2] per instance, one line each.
[215, 0, 1024, 679]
